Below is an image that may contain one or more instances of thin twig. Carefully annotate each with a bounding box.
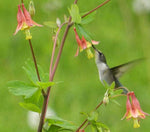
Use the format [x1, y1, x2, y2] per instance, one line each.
[81, 122, 90, 131]
[28, 39, 46, 97]
[50, 18, 71, 79]
[82, 0, 110, 18]
[49, 22, 68, 76]
[76, 119, 88, 132]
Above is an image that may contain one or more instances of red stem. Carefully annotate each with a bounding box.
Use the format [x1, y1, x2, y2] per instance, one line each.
[82, 0, 110, 18]
[28, 39, 46, 97]
[49, 22, 67, 76]
[37, 17, 72, 132]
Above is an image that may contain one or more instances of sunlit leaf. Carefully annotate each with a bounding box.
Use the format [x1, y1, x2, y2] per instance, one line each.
[68, 4, 81, 23]
[19, 102, 41, 113]
[8, 80, 38, 99]
[36, 81, 55, 89]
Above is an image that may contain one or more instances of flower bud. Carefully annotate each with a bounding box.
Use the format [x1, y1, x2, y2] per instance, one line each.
[56, 18, 61, 27]
[103, 91, 109, 105]
[29, 1, 35, 17]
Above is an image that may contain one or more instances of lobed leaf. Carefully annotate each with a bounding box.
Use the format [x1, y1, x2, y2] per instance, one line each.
[8, 80, 38, 99]
[23, 60, 49, 84]
[68, 4, 81, 23]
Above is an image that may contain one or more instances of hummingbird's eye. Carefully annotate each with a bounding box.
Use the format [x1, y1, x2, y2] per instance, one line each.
[99, 52, 103, 56]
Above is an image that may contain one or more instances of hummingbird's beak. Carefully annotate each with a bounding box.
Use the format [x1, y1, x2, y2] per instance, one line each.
[92, 45, 102, 54]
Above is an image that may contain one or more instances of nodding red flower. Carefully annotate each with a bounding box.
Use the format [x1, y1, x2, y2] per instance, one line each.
[14, 3, 42, 38]
[73, 27, 99, 59]
[122, 91, 149, 128]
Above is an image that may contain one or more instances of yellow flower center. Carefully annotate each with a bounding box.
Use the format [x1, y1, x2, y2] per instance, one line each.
[25, 29, 32, 40]
[21, 22, 29, 31]
[86, 48, 94, 59]
[133, 118, 140, 128]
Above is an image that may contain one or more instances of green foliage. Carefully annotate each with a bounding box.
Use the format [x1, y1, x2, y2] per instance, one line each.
[23, 60, 49, 83]
[81, 11, 96, 25]
[68, 4, 81, 24]
[36, 81, 55, 89]
[8, 80, 38, 99]
[75, 24, 92, 42]
[8, 60, 54, 112]
[82, 111, 110, 132]
[22, 89, 43, 113]
[46, 116, 77, 131]
[19, 102, 41, 113]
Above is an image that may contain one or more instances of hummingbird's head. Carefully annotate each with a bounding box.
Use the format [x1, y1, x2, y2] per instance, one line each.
[92, 45, 106, 64]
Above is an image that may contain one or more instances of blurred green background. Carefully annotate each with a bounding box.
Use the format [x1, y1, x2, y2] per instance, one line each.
[0, 0, 150, 131]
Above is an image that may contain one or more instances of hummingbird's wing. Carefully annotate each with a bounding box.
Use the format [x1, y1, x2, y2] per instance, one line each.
[110, 58, 144, 79]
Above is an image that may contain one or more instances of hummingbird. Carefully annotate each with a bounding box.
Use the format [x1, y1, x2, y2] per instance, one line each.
[92, 45, 143, 94]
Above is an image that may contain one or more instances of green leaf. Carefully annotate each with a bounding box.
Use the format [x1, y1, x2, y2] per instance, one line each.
[23, 60, 49, 84]
[96, 122, 109, 130]
[68, 4, 81, 23]
[24, 89, 43, 109]
[81, 11, 96, 25]
[47, 125, 60, 132]
[75, 24, 92, 42]
[43, 21, 57, 28]
[47, 116, 77, 131]
[36, 81, 55, 89]
[110, 82, 115, 89]
[8, 80, 38, 99]
[19, 102, 41, 113]
[88, 111, 99, 123]
[22, 60, 38, 84]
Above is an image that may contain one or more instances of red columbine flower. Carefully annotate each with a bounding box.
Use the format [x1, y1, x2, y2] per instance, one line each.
[73, 27, 99, 59]
[14, 4, 42, 39]
[122, 91, 149, 128]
